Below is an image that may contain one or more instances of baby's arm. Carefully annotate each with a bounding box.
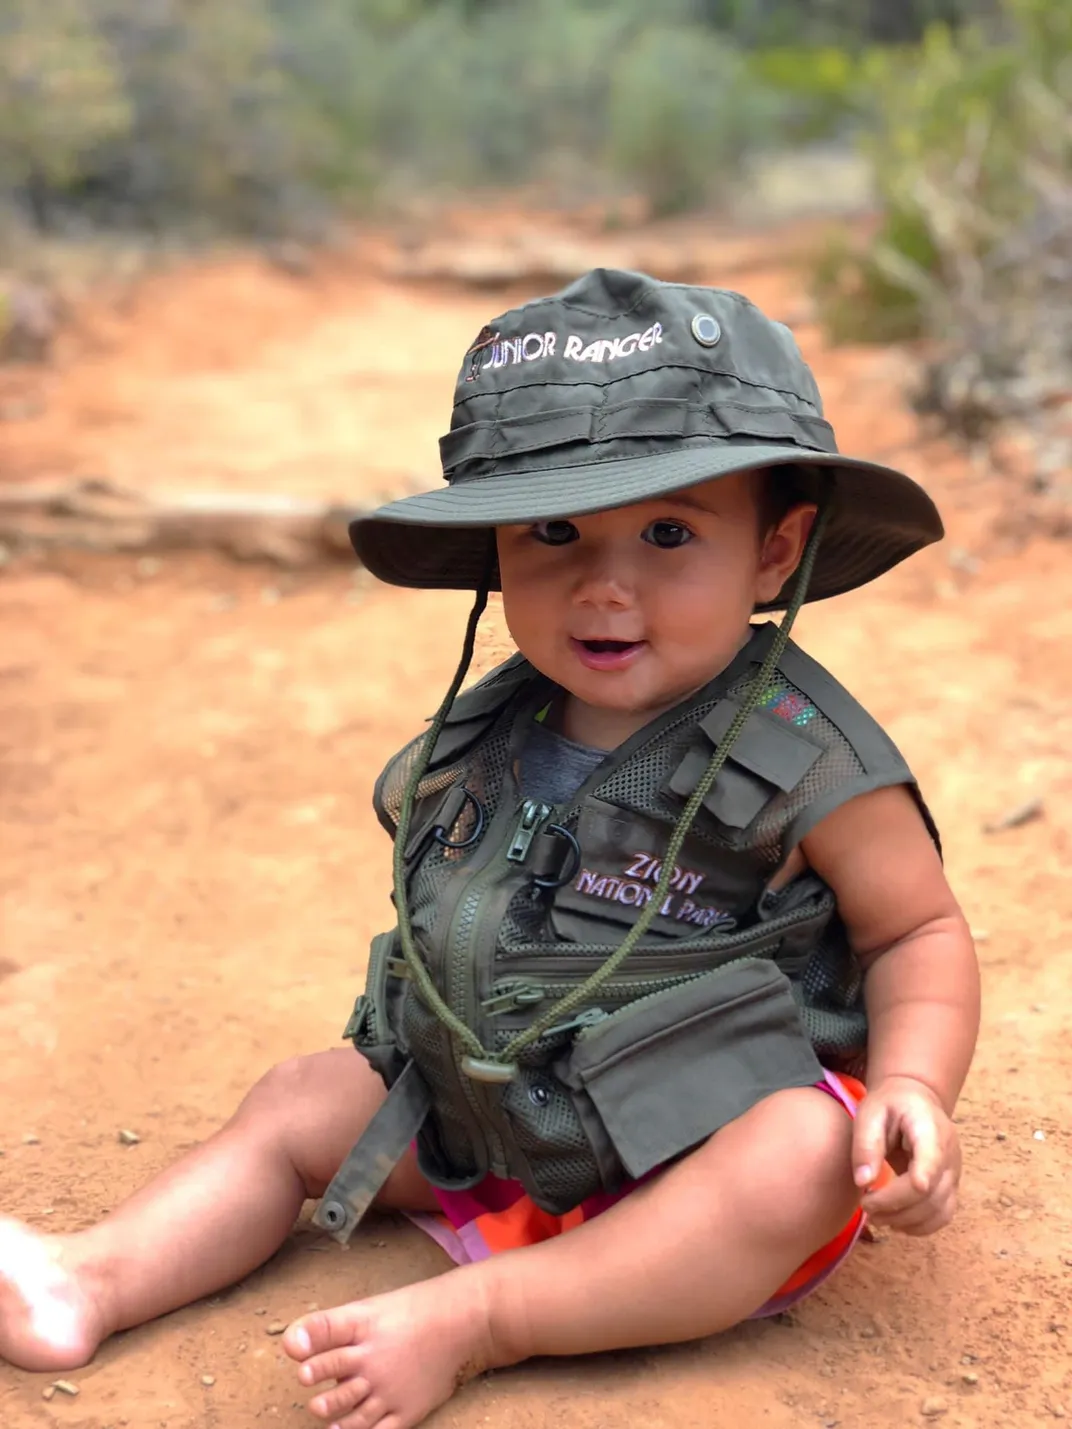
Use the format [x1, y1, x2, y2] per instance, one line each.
[802, 785, 980, 1234]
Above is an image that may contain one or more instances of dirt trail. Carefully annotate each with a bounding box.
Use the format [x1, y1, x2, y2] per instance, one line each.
[1, 225, 1070, 1429]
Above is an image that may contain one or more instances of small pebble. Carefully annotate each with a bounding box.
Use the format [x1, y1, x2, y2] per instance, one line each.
[254, 1307, 267, 1316]
[920, 1396, 947, 1417]
[999, 1194, 1014, 1207]
[42, 1387, 56, 1401]
[962, 1372, 979, 1385]
[1034, 1129, 1047, 1141]
[996, 1131, 1007, 1142]
[201, 1375, 216, 1387]
[266, 1321, 286, 1336]
[118, 1129, 141, 1146]
[52, 1380, 80, 1397]
[22, 1133, 40, 1145]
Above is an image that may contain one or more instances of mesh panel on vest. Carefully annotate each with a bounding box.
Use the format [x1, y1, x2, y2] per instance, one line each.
[593, 667, 866, 867]
[499, 1069, 603, 1203]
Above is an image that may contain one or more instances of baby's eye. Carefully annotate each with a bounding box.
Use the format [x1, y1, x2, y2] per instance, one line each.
[532, 519, 579, 546]
[642, 520, 693, 549]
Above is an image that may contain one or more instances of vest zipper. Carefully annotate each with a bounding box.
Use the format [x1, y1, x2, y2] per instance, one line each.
[442, 800, 555, 1170]
[572, 958, 752, 1042]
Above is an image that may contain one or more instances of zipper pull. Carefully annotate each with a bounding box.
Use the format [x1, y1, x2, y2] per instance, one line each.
[543, 1006, 608, 1040]
[481, 982, 546, 1016]
[506, 799, 553, 865]
[341, 995, 371, 1042]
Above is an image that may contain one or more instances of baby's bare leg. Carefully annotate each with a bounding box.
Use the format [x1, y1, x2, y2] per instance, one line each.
[0, 1049, 433, 1371]
[286, 1085, 860, 1429]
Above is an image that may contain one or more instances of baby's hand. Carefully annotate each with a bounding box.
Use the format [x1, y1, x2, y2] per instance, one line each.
[851, 1075, 962, 1236]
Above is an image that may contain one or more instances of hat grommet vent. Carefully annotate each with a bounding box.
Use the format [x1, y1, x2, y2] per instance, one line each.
[690, 313, 722, 348]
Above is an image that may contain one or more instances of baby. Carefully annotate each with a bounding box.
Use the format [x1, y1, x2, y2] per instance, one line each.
[0, 270, 979, 1429]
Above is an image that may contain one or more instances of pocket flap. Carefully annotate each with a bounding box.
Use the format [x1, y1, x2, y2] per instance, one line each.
[668, 747, 772, 829]
[699, 700, 823, 790]
[667, 700, 823, 830]
[561, 960, 823, 1180]
[426, 657, 533, 766]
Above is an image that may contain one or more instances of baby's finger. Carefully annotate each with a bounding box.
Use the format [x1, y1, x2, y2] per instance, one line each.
[851, 1096, 892, 1188]
[902, 1106, 944, 1196]
[873, 1188, 956, 1237]
[860, 1168, 925, 1219]
[867, 1168, 958, 1231]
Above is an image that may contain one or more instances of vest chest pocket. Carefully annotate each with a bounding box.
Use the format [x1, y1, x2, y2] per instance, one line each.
[666, 698, 824, 832]
[549, 797, 747, 943]
[555, 958, 824, 1182]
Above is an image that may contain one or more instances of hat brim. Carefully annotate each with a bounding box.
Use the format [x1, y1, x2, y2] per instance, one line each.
[349, 444, 943, 611]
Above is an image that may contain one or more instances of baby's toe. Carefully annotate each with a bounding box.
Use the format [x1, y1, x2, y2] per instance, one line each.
[299, 1346, 368, 1390]
[284, 1306, 364, 1361]
[309, 1380, 374, 1423]
[335, 1394, 394, 1429]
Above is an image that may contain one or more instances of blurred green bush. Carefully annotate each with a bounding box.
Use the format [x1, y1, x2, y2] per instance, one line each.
[812, 0, 1071, 345]
[0, 0, 871, 240]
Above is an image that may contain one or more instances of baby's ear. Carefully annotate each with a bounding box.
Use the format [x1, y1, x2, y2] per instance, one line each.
[755, 503, 818, 604]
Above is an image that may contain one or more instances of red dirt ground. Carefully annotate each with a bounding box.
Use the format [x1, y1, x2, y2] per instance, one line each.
[1, 221, 1070, 1429]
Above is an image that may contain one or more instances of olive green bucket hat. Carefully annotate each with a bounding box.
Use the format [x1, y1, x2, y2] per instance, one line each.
[350, 268, 943, 610]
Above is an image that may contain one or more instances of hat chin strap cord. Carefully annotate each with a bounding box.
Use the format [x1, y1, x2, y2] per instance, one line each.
[390, 498, 833, 1080]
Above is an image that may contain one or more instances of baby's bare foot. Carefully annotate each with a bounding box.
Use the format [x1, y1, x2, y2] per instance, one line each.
[0, 1219, 108, 1371]
[283, 1267, 499, 1429]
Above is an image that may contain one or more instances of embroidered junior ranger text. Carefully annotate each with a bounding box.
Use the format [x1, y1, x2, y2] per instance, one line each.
[477, 322, 663, 376]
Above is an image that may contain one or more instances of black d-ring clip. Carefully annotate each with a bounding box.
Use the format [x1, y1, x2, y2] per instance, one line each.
[433, 785, 485, 850]
[532, 823, 582, 890]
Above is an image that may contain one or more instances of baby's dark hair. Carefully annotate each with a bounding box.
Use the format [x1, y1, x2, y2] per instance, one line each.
[756, 463, 820, 532]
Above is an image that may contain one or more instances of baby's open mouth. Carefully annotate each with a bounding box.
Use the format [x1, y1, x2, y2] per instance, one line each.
[570, 637, 645, 670]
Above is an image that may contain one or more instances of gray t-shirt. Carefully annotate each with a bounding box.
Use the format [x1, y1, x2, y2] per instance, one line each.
[518, 720, 607, 806]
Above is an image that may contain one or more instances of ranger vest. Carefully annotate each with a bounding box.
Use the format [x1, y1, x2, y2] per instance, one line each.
[317, 622, 936, 1238]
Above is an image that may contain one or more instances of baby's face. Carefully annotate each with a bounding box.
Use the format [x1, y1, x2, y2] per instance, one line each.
[496, 472, 813, 736]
